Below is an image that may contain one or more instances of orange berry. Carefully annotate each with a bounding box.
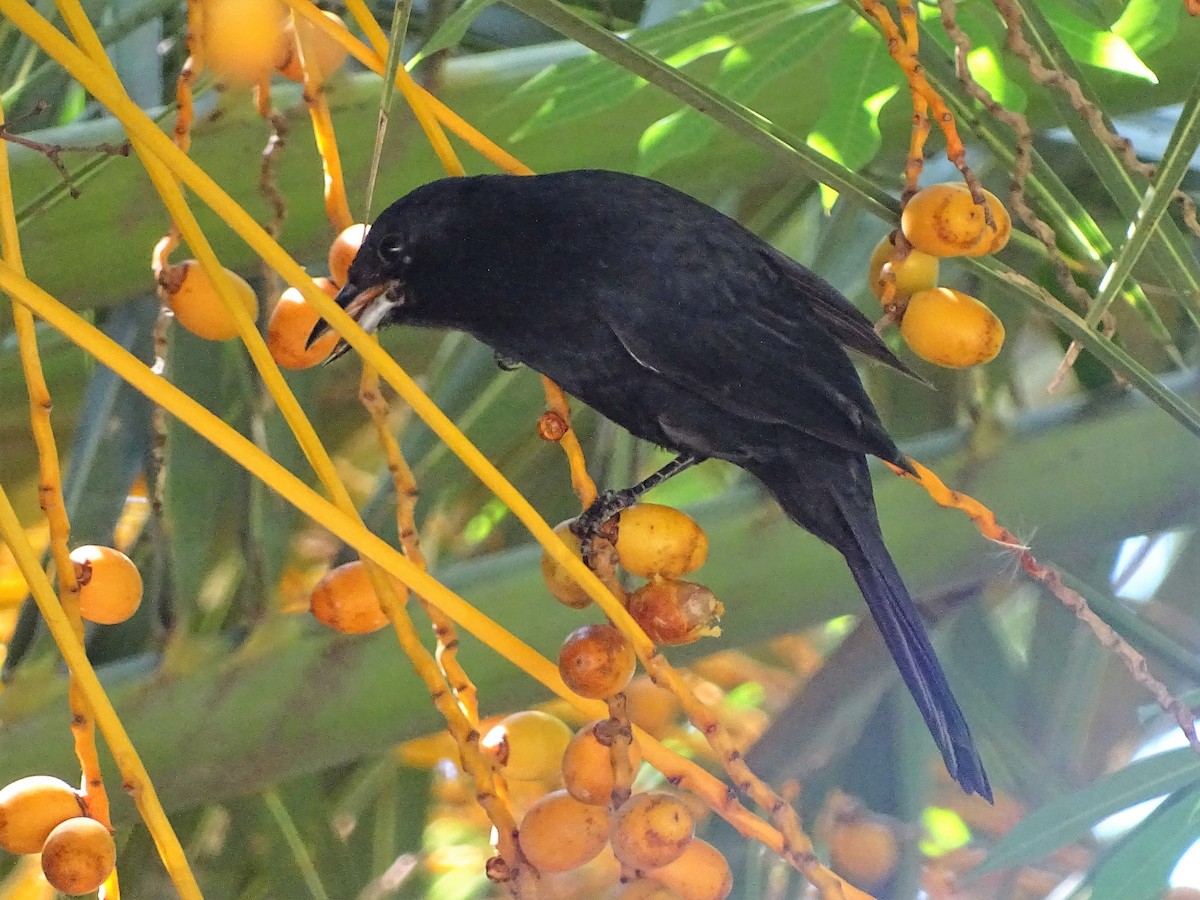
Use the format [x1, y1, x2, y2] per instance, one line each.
[40, 817, 115, 896]
[558, 624, 636, 700]
[0, 776, 83, 854]
[329, 224, 369, 286]
[199, 0, 289, 84]
[900, 287, 1005, 368]
[867, 235, 940, 302]
[628, 579, 722, 645]
[614, 880, 684, 899]
[481, 710, 572, 783]
[610, 791, 695, 869]
[644, 838, 732, 900]
[71, 545, 143, 626]
[267, 277, 340, 370]
[518, 789, 611, 872]
[541, 521, 591, 609]
[900, 182, 1011, 258]
[828, 818, 899, 886]
[625, 677, 680, 737]
[614, 504, 707, 579]
[278, 11, 350, 82]
[159, 260, 258, 341]
[561, 720, 643, 805]
[309, 560, 400, 634]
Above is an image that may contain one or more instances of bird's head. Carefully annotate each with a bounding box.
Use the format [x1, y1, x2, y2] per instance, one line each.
[306, 204, 419, 362]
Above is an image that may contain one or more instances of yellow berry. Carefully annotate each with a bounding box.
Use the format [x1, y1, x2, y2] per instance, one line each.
[159, 260, 258, 341]
[540, 521, 591, 609]
[558, 624, 636, 699]
[901, 182, 1011, 257]
[561, 720, 643, 806]
[644, 838, 733, 900]
[518, 789, 611, 872]
[199, 0, 289, 85]
[867, 236, 940, 301]
[278, 11, 350, 82]
[329, 224, 369, 286]
[828, 818, 899, 886]
[40, 817, 115, 896]
[481, 711, 572, 782]
[628, 579, 722, 645]
[0, 776, 83, 854]
[900, 287, 1005, 368]
[615, 505, 707, 580]
[71, 545, 143, 626]
[309, 560, 399, 634]
[267, 277, 341, 370]
[610, 791, 695, 869]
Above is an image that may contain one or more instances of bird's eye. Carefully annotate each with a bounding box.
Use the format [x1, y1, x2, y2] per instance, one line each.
[377, 236, 408, 266]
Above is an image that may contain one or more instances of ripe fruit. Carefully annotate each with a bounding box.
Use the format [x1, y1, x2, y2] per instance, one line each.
[199, 0, 289, 85]
[540, 521, 591, 609]
[0, 776, 83, 854]
[40, 817, 115, 896]
[610, 791, 695, 869]
[480, 710, 572, 782]
[558, 624, 636, 699]
[900, 182, 1011, 258]
[867, 236, 939, 301]
[614, 505, 707, 580]
[159, 260, 259, 341]
[828, 818, 899, 886]
[561, 720, 643, 805]
[625, 677, 680, 737]
[267, 277, 341, 370]
[615, 880, 683, 899]
[627, 580, 722, 645]
[900, 287, 1005, 368]
[329, 224, 369, 286]
[71, 545, 143, 626]
[309, 560, 397, 634]
[644, 838, 733, 900]
[279, 11, 350, 82]
[518, 789, 611, 872]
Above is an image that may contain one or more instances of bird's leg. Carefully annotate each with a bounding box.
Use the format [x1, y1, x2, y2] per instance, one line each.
[570, 453, 701, 549]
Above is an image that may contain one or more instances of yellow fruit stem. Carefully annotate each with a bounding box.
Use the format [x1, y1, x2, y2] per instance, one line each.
[292, 10, 354, 232]
[0, 86, 114, 843]
[539, 377, 598, 507]
[279, 0, 533, 175]
[0, 484, 199, 899]
[339, 0, 465, 177]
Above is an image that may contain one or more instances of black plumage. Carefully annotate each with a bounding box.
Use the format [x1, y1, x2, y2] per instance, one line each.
[317, 169, 991, 799]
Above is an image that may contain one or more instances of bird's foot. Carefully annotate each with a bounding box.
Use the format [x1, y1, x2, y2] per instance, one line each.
[494, 351, 522, 371]
[569, 488, 636, 563]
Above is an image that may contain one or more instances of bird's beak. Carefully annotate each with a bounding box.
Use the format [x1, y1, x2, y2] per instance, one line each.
[307, 279, 404, 363]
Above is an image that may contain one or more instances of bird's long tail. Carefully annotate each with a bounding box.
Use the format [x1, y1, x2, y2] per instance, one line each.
[748, 453, 992, 800]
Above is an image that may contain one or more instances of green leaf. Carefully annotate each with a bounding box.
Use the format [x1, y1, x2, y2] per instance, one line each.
[1084, 785, 1200, 900]
[1112, 0, 1180, 54]
[409, 0, 498, 66]
[1042, 0, 1158, 82]
[976, 748, 1200, 875]
[509, 0, 816, 140]
[805, 26, 898, 176]
[638, 6, 848, 173]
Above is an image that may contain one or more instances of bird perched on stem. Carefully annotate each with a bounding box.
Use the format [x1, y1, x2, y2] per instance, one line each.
[310, 169, 992, 800]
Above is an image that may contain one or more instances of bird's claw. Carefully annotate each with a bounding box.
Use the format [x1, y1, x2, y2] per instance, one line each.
[569, 488, 635, 563]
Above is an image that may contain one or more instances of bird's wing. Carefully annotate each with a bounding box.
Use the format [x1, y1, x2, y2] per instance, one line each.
[594, 249, 903, 461]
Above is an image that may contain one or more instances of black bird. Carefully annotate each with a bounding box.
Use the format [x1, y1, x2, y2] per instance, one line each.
[312, 169, 991, 799]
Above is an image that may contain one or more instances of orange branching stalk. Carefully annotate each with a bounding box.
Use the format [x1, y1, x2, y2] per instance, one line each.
[2, 40, 115, 862]
[891, 456, 1200, 754]
[539, 376, 598, 508]
[359, 367, 480, 724]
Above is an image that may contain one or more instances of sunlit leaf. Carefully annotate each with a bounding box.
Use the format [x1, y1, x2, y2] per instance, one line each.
[1042, 1, 1158, 83]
